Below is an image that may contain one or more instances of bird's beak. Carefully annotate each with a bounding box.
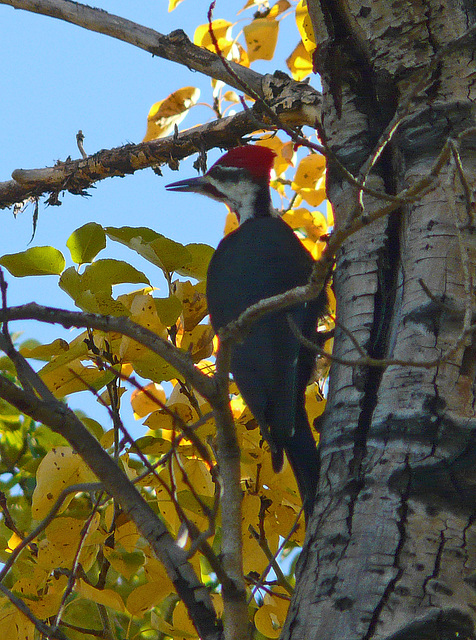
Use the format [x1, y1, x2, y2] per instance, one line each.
[165, 175, 209, 193]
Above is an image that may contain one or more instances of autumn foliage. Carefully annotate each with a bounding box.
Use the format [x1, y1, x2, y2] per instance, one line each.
[0, 1, 334, 639]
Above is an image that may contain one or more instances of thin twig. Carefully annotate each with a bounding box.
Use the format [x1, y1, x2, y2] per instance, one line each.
[0, 482, 103, 583]
[0, 582, 71, 640]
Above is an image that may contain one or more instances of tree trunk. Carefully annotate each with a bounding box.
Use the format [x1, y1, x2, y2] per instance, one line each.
[285, 1, 476, 638]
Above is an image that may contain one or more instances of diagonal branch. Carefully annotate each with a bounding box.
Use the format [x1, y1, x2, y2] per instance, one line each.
[0, 0, 264, 96]
[0, 371, 222, 640]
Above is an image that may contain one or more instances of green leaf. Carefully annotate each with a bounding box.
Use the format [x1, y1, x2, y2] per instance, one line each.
[149, 236, 192, 273]
[59, 262, 147, 315]
[59, 267, 86, 302]
[105, 226, 160, 245]
[67, 222, 106, 264]
[105, 225, 192, 275]
[132, 354, 179, 384]
[20, 338, 70, 361]
[81, 259, 150, 290]
[176, 243, 214, 281]
[0, 246, 65, 277]
[153, 295, 182, 326]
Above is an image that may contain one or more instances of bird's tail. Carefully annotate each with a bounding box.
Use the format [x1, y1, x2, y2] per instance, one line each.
[284, 422, 320, 521]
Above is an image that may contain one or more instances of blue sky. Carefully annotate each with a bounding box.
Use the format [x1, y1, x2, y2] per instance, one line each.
[0, 1, 310, 429]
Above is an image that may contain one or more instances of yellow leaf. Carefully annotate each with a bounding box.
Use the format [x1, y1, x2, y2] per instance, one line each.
[295, 0, 316, 54]
[40, 359, 114, 398]
[76, 580, 125, 613]
[115, 517, 140, 552]
[176, 457, 214, 497]
[194, 19, 233, 50]
[224, 211, 239, 235]
[292, 153, 326, 189]
[143, 549, 172, 583]
[172, 280, 208, 331]
[255, 603, 283, 638]
[179, 324, 214, 362]
[286, 40, 313, 80]
[119, 294, 170, 371]
[298, 184, 326, 207]
[257, 136, 295, 176]
[223, 90, 240, 103]
[243, 18, 279, 62]
[268, 0, 291, 19]
[167, 381, 208, 410]
[103, 547, 144, 581]
[143, 87, 200, 141]
[0, 603, 34, 640]
[31, 447, 97, 520]
[305, 383, 326, 424]
[283, 208, 327, 240]
[242, 494, 261, 530]
[144, 402, 195, 431]
[12, 574, 69, 619]
[171, 600, 197, 637]
[168, 0, 184, 11]
[7, 532, 22, 552]
[127, 581, 173, 618]
[326, 199, 334, 226]
[131, 383, 166, 418]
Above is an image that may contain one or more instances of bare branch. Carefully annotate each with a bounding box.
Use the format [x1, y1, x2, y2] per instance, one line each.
[0, 302, 218, 400]
[0, 109, 271, 210]
[0, 582, 71, 640]
[0, 0, 264, 96]
[0, 372, 222, 639]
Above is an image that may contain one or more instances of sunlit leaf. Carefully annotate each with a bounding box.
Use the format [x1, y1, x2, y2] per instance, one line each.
[131, 383, 166, 418]
[31, 447, 98, 520]
[20, 338, 69, 361]
[76, 580, 125, 613]
[81, 259, 150, 290]
[176, 243, 214, 281]
[66, 222, 106, 265]
[268, 0, 291, 19]
[127, 581, 173, 618]
[172, 280, 208, 331]
[194, 19, 233, 50]
[286, 40, 313, 80]
[143, 87, 200, 142]
[257, 136, 295, 176]
[224, 211, 239, 235]
[292, 153, 326, 189]
[296, 0, 316, 54]
[105, 226, 192, 275]
[243, 18, 279, 61]
[326, 199, 334, 226]
[0, 246, 65, 277]
[149, 236, 192, 273]
[180, 324, 214, 362]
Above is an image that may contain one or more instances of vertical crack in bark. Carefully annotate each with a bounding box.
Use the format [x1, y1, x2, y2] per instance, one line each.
[346, 208, 402, 540]
[421, 524, 447, 601]
[363, 455, 412, 640]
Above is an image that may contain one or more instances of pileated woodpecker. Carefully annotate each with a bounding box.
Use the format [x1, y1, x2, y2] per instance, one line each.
[166, 145, 326, 517]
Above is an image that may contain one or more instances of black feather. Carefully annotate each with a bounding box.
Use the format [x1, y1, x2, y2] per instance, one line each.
[206, 216, 327, 519]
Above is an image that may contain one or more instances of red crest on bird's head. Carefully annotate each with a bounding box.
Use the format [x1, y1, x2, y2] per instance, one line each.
[212, 146, 276, 182]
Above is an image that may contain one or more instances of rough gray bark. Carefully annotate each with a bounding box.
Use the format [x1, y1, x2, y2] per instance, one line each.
[285, 1, 476, 639]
